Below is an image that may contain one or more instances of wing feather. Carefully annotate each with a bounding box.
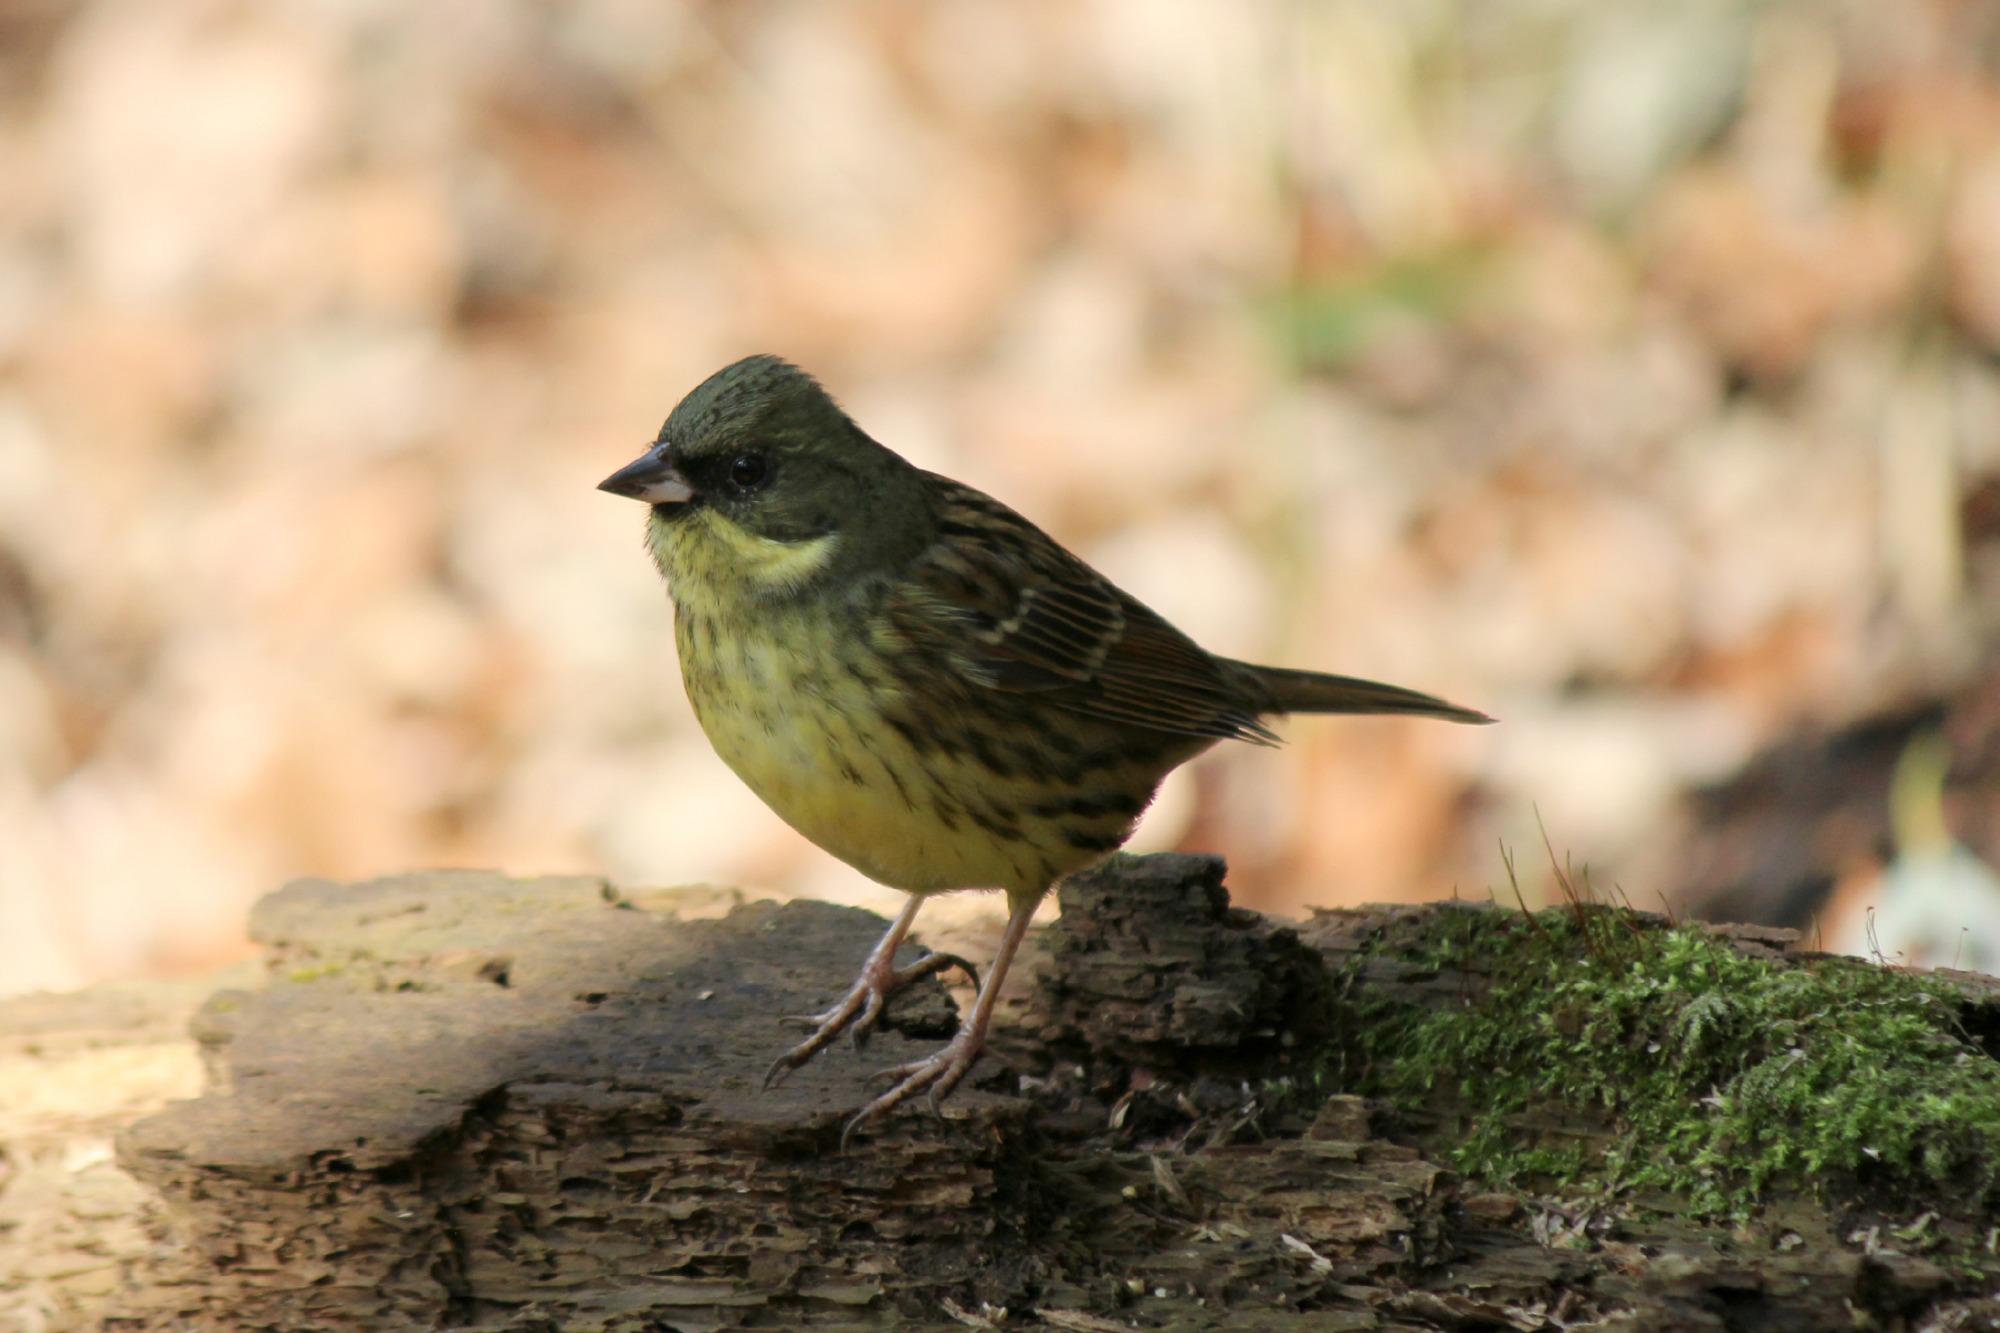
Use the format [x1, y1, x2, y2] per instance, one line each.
[891, 478, 1273, 743]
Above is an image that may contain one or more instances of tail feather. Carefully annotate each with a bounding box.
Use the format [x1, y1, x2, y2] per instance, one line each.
[1232, 661, 1494, 726]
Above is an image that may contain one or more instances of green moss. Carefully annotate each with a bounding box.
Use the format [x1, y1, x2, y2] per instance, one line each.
[1333, 904, 2000, 1220]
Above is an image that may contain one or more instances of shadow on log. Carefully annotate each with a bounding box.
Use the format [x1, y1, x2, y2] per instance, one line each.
[38, 855, 1995, 1330]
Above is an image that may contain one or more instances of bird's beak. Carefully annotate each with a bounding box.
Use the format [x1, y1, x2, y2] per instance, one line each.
[598, 445, 696, 505]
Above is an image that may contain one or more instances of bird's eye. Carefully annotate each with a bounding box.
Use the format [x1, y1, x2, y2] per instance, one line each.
[728, 454, 768, 490]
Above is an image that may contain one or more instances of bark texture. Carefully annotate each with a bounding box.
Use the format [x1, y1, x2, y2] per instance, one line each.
[1, 856, 1995, 1331]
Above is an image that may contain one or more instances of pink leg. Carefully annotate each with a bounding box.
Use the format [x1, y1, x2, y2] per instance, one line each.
[763, 895, 975, 1090]
[841, 893, 1038, 1149]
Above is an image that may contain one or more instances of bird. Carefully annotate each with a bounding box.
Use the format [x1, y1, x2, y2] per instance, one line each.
[598, 355, 1491, 1143]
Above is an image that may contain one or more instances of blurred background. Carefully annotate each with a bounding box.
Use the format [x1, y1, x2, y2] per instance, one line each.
[3, 0, 1999, 999]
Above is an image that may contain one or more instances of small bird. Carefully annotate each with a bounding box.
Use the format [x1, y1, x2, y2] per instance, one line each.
[600, 355, 1490, 1141]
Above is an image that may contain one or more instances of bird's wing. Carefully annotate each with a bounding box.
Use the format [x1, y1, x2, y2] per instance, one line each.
[891, 478, 1276, 744]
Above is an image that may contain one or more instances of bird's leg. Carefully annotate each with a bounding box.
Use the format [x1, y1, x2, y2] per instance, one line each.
[763, 895, 976, 1090]
[841, 890, 1039, 1149]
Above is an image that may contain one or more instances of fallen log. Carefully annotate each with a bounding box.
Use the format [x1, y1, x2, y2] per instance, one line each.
[3, 854, 1997, 1330]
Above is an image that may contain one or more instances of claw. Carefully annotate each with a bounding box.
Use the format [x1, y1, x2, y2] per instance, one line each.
[891, 951, 979, 991]
[862, 1062, 910, 1088]
[765, 996, 878, 1090]
[763, 984, 882, 1091]
[836, 893, 1040, 1150]
[849, 983, 888, 1051]
[762, 896, 959, 1091]
[839, 1029, 987, 1151]
[856, 951, 977, 1054]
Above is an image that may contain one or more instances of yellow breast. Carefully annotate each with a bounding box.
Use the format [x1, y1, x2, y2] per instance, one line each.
[651, 507, 1113, 896]
[677, 606, 1074, 893]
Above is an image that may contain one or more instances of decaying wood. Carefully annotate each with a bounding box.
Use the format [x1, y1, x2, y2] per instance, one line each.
[1, 855, 1995, 1331]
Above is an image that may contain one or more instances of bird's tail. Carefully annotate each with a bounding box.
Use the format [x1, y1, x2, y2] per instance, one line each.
[1230, 661, 1494, 725]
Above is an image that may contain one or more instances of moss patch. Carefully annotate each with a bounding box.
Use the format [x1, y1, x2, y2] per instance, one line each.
[1332, 903, 2000, 1221]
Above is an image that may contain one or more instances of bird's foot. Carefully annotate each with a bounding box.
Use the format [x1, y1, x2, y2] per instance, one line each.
[763, 949, 976, 1091]
[840, 1024, 989, 1150]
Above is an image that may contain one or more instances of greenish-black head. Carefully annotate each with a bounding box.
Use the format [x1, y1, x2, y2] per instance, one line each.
[598, 356, 933, 581]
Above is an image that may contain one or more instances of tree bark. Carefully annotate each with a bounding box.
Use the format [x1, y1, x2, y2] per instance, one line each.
[1, 856, 1994, 1331]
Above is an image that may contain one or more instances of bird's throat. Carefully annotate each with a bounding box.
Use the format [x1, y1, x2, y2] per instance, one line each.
[647, 505, 843, 605]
